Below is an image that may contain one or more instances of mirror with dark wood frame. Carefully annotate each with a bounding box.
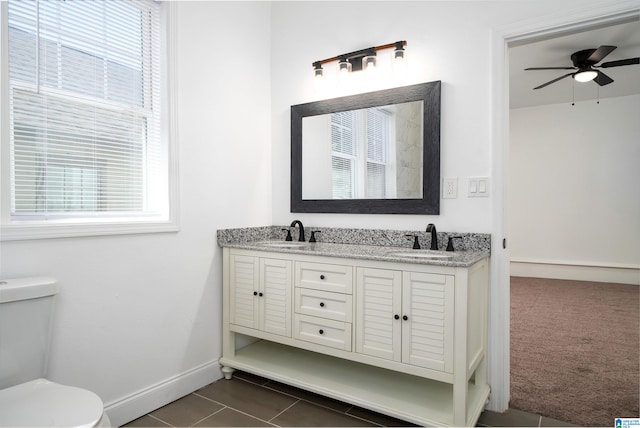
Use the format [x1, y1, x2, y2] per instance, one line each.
[291, 81, 441, 214]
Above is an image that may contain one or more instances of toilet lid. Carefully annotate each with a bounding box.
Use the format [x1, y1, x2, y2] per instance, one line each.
[0, 378, 104, 427]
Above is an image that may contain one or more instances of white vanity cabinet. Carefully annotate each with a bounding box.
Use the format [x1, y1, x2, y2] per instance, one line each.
[228, 253, 292, 337]
[356, 268, 454, 373]
[221, 247, 489, 427]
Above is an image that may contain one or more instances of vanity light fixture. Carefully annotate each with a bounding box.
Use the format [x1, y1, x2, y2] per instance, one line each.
[312, 40, 407, 78]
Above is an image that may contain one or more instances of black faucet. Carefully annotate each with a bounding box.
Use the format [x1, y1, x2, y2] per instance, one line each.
[290, 220, 305, 242]
[309, 230, 321, 243]
[426, 223, 438, 250]
[446, 236, 463, 252]
[281, 228, 293, 241]
[405, 234, 421, 249]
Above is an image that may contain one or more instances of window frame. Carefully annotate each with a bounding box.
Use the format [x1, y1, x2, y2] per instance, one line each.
[330, 108, 395, 199]
[0, 1, 179, 241]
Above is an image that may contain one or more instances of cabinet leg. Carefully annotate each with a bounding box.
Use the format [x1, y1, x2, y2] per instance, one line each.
[221, 366, 235, 380]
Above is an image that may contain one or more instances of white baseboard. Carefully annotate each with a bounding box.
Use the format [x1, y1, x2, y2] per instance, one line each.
[510, 259, 640, 285]
[103, 359, 222, 427]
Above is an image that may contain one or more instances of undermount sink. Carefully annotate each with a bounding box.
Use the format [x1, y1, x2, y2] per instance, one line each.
[386, 251, 453, 260]
[255, 241, 310, 249]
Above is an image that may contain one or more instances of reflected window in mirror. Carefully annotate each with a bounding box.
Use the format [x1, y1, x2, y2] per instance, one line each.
[313, 103, 423, 200]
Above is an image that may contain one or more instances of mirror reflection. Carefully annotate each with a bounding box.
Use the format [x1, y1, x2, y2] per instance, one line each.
[302, 101, 423, 200]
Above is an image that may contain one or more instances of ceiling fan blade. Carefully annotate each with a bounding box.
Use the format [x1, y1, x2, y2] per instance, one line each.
[533, 73, 574, 90]
[593, 70, 614, 86]
[599, 57, 640, 68]
[525, 67, 575, 70]
[587, 45, 616, 63]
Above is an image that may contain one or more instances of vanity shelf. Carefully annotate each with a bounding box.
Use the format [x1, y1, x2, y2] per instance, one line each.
[220, 340, 489, 427]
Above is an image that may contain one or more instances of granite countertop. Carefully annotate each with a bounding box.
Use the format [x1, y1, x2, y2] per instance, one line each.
[222, 240, 489, 268]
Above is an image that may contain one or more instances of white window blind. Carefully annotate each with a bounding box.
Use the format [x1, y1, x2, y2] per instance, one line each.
[331, 111, 356, 199]
[330, 108, 390, 199]
[365, 108, 389, 198]
[7, 0, 162, 219]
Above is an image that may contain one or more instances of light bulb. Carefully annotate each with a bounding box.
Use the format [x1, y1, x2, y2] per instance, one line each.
[313, 65, 323, 79]
[363, 55, 377, 71]
[573, 69, 597, 83]
[338, 60, 351, 74]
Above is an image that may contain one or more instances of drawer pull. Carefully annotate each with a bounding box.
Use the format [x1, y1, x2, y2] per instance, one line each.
[319, 302, 325, 307]
[403, 315, 409, 321]
[394, 314, 400, 320]
[320, 274, 325, 280]
[319, 329, 324, 335]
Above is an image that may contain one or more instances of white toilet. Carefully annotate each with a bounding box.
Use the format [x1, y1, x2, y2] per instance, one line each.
[0, 277, 111, 427]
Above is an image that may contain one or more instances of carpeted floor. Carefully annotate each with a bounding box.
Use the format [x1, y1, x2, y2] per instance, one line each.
[510, 276, 639, 427]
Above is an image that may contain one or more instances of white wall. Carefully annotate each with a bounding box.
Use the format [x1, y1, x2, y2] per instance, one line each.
[0, 2, 272, 426]
[509, 95, 640, 284]
[271, 0, 509, 232]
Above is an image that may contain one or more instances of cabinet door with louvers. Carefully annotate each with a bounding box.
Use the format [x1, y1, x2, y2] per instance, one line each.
[402, 271, 454, 373]
[229, 254, 259, 329]
[355, 267, 402, 362]
[229, 255, 292, 338]
[259, 258, 292, 337]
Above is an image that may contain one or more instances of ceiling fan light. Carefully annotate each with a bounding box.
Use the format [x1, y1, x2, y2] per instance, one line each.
[573, 69, 598, 82]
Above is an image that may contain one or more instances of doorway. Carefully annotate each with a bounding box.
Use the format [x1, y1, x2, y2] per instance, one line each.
[503, 12, 640, 426]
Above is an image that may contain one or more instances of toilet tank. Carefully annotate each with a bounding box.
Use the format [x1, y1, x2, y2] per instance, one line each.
[0, 277, 58, 390]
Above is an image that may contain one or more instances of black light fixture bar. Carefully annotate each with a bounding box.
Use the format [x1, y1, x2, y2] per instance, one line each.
[313, 40, 407, 73]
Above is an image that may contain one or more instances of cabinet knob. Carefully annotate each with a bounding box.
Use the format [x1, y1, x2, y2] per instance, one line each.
[253, 291, 258, 296]
[320, 302, 325, 307]
[394, 314, 400, 320]
[319, 329, 324, 335]
[320, 275, 325, 280]
[259, 292, 263, 297]
[402, 315, 408, 321]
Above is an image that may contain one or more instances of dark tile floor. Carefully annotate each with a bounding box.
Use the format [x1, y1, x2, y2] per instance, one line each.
[122, 371, 577, 427]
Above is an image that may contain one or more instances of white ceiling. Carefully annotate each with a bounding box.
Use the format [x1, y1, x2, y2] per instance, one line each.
[509, 19, 640, 109]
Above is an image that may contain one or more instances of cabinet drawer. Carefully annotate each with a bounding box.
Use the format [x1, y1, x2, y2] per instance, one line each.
[293, 314, 352, 351]
[295, 288, 353, 322]
[295, 262, 353, 294]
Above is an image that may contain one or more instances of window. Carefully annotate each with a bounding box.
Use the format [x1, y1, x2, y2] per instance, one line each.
[1, 0, 177, 240]
[330, 111, 356, 199]
[330, 108, 392, 199]
[365, 108, 389, 198]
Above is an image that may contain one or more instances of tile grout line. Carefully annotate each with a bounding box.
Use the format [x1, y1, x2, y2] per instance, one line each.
[192, 390, 280, 427]
[189, 405, 229, 427]
[235, 374, 271, 388]
[144, 412, 174, 427]
[224, 376, 398, 427]
[344, 410, 386, 427]
[268, 398, 301, 424]
[192, 391, 229, 407]
[260, 381, 384, 426]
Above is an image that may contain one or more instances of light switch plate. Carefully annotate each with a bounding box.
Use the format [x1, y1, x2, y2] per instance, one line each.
[443, 177, 457, 199]
[468, 176, 490, 197]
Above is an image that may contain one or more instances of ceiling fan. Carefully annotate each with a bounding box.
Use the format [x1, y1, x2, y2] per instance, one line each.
[525, 45, 640, 90]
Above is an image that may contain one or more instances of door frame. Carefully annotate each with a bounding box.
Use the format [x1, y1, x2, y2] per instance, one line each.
[488, 1, 639, 412]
